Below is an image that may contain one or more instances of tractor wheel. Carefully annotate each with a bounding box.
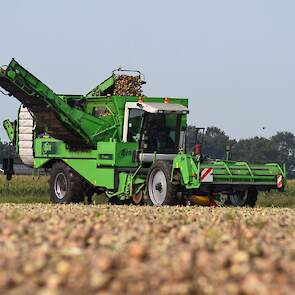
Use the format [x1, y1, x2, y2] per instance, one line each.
[49, 162, 84, 204]
[132, 190, 144, 205]
[228, 189, 258, 207]
[147, 161, 176, 206]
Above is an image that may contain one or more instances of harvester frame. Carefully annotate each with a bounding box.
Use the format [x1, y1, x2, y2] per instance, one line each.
[0, 59, 286, 207]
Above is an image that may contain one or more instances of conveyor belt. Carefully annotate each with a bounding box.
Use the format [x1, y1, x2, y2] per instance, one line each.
[0, 76, 86, 146]
[0, 60, 91, 147]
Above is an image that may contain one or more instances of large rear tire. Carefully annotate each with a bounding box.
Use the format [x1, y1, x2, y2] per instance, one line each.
[49, 162, 84, 204]
[147, 161, 176, 206]
[229, 189, 258, 207]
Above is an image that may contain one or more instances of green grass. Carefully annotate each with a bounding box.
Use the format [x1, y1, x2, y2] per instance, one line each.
[257, 180, 295, 208]
[0, 175, 49, 203]
[1, 175, 295, 207]
[0, 195, 49, 203]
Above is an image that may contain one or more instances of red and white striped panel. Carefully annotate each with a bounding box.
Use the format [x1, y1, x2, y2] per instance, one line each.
[277, 175, 283, 188]
[200, 168, 213, 182]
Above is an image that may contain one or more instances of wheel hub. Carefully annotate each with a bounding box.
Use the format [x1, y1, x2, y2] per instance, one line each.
[155, 182, 163, 192]
[148, 169, 167, 205]
[54, 172, 68, 200]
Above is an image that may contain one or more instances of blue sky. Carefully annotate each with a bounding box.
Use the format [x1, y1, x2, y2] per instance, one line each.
[0, 0, 294, 141]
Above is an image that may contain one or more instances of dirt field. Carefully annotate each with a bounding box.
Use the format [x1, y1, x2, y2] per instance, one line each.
[0, 205, 295, 295]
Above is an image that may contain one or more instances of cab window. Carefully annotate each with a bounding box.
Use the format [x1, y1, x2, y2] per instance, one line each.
[127, 108, 144, 142]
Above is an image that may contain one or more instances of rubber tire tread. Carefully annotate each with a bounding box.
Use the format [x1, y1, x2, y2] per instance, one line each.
[228, 189, 258, 207]
[245, 189, 258, 207]
[49, 162, 84, 204]
[146, 161, 176, 206]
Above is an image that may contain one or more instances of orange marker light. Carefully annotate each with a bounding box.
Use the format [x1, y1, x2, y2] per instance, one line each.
[164, 97, 170, 103]
[138, 96, 144, 103]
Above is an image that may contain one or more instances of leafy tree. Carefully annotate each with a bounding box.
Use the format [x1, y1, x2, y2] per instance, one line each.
[270, 132, 295, 177]
[202, 127, 232, 159]
[232, 137, 278, 163]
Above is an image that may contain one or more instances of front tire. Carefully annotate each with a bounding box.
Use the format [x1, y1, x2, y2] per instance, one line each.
[229, 189, 258, 207]
[49, 162, 84, 204]
[147, 161, 176, 206]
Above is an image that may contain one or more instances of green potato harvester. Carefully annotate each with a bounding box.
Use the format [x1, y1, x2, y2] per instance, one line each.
[0, 59, 286, 206]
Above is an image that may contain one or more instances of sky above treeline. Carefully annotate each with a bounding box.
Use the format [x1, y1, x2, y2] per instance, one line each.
[0, 0, 294, 142]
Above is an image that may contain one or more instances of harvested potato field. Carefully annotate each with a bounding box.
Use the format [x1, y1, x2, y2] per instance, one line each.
[1, 204, 295, 295]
